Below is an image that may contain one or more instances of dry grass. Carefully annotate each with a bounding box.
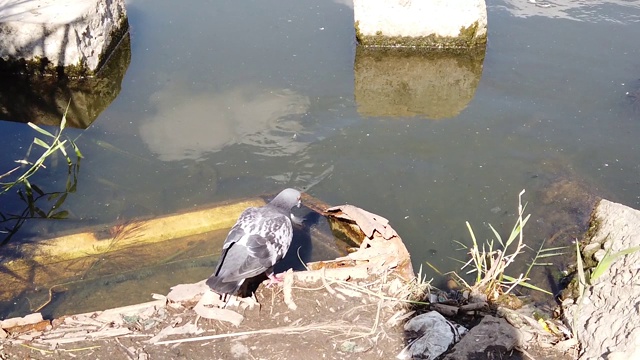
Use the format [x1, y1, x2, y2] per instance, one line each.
[155, 267, 429, 347]
[450, 190, 561, 300]
[154, 319, 372, 345]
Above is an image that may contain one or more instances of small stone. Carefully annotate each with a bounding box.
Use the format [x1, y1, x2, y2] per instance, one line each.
[594, 249, 607, 263]
[583, 243, 602, 258]
[230, 342, 250, 359]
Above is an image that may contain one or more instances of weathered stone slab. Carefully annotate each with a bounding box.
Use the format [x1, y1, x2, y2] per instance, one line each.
[564, 199, 640, 359]
[0, 0, 128, 76]
[354, 0, 487, 49]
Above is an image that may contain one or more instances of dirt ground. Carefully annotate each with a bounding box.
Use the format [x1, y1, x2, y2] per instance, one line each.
[0, 275, 576, 360]
[0, 202, 580, 360]
[1, 276, 407, 360]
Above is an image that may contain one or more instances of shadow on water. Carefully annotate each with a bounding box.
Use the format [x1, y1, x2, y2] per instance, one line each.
[0, 32, 131, 129]
[0, 162, 80, 248]
[354, 47, 485, 119]
[242, 203, 344, 297]
[275, 209, 335, 273]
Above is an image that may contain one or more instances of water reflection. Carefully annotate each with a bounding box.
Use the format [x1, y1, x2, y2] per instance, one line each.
[494, 0, 640, 23]
[139, 82, 310, 161]
[0, 0, 638, 317]
[332, 0, 353, 8]
[0, 162, 80, 247]
[0, 33, 131, 128]
[354, 48, 485, 119]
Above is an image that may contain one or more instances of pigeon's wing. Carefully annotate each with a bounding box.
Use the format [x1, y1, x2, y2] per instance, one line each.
[213, 239, 266, 281]
[207, 208, 262, 294]
[216, 209, 293, 282]
[221, 207, 260, 248]
[212, 207, 263, 275]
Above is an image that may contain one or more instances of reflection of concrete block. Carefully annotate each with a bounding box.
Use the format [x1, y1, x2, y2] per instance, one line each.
[0, 0, 128, 76]
[354, 0, 487, 48]
[354, 48, 484, 119]
[0, 33, 131, 128]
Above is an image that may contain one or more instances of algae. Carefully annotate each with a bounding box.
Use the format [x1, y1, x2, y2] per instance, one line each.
[0, 15, 130, 79]
[355, 20, 487, 51]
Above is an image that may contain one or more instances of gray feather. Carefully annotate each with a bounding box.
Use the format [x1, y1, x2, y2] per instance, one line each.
[206, 188, 301, 295]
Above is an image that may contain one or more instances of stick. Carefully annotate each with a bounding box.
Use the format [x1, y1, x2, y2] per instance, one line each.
[154, 322, 360, 345]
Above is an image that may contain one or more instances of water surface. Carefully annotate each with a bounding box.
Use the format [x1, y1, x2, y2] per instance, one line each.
[1, 0, 640, 315]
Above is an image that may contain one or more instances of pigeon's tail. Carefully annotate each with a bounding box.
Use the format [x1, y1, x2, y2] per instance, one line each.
[206, 275, 243, 295]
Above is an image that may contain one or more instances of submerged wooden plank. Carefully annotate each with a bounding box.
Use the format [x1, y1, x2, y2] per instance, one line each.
[0, 198, 265, 302]
[6, 199, 264, 268]
[0, 194, 343, 307]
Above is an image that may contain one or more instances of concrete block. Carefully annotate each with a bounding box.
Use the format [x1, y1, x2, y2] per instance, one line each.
[0, 0, 128, 76]
[354, 0, 487, 48]
[0, 33, 131, 128]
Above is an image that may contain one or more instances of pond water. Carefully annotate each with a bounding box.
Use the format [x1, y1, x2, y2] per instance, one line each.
[1, 0, 640, 316]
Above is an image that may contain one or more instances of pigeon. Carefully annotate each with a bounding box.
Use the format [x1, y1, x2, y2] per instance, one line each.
[206, 188, 301, 295]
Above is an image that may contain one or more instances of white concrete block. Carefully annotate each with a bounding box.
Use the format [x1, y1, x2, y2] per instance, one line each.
[0, 0, 128, 76]
[354, 0, 487, 48]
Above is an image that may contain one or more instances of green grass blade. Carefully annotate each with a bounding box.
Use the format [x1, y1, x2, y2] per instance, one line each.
[32, 137, 50, 149]
[425, 261, 443, 276]
[488, 223, 504, 247]
[70, 140, 84, 158]
[48, 210, 70, 220]
[31, 184, 45, 196]
[591, 246, 640, 281]
[52, 193, 68, 212]
[539, 246, 569, 252]
[502, 274, 552, 295]
[27, 122, 54, 138]
[535, 252, 566, 258]
[575, 241, 586, 295]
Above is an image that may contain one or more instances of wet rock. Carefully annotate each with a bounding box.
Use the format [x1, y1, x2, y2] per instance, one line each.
[443, 315, 520, 360]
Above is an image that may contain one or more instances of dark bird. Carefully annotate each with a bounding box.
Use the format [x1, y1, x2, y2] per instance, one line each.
[206, 188, 301, 295]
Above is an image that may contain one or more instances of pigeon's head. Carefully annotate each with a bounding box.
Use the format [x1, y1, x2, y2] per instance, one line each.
[269, 188, 301, 211]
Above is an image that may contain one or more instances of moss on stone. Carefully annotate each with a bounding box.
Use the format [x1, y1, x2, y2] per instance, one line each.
[64, 60, 90, 78]
[583, 202, 603, 243]
[0, 15, 129, 79]
[354, 20, 487, 52]
[95, 15, 130, 75]
[354, 20, 363, 44]
[458, 21, 487, 46]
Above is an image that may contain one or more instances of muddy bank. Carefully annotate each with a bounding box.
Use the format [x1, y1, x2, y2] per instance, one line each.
[0, 200, 586, 359]
[0, 204, 415, 359]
